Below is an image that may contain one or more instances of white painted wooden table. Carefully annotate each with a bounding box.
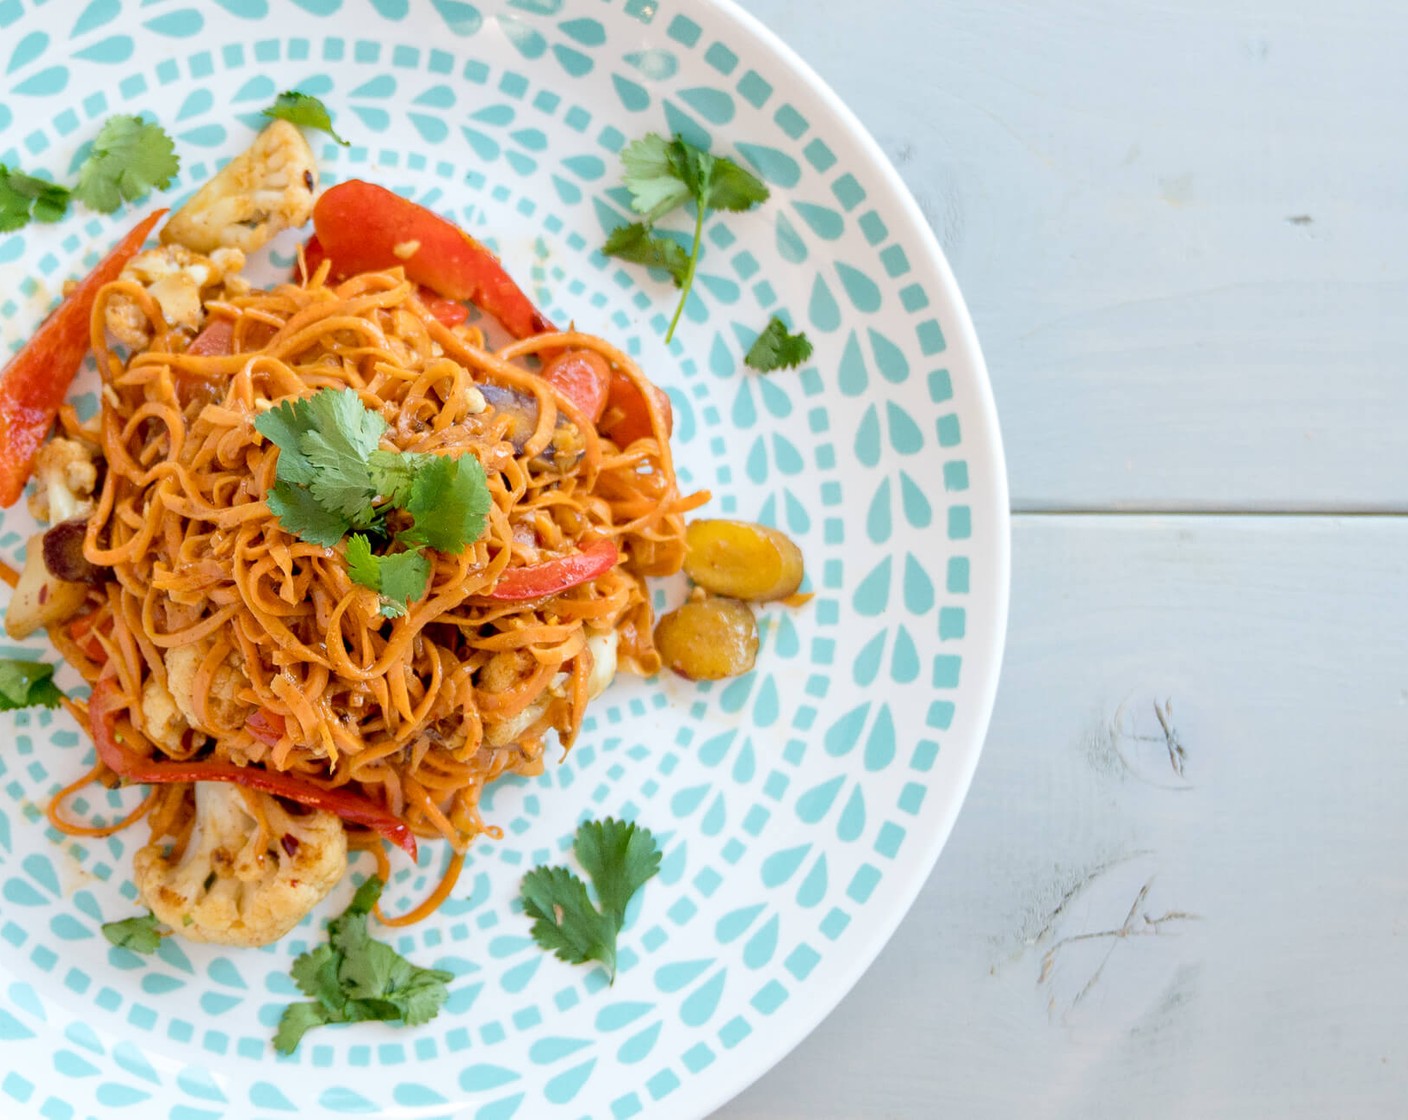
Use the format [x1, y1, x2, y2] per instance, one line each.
[718, 2, 1408, 1115]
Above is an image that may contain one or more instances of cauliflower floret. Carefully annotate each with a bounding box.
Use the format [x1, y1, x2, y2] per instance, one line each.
[164, 642, 246, 733]
[25, 437, 98, 524]
[134, 783, 347, 946]
[585, 628, 618, 701]
[104, 243, 247, 350]
[161, 119, 318, 255]
[140, 676, 188, 755]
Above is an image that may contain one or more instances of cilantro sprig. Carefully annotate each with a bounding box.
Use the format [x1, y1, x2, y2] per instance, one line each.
[0, 167, 71, 232]
[100, 911, 164, 954]
[520, 818, 661, 983]
[262, 91, 350, 147]
[0, 659, 64, 712]
[603, 133, 769, 342]
[275, 877, 453, 1055]
[254, 387, 492, 616]
[71, 115, 180, 214]
[745, 315, 814, 372]
[1, 115, 179, 232]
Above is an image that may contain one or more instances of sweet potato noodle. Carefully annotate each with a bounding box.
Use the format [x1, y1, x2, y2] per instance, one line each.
[46, 264, 701, 920]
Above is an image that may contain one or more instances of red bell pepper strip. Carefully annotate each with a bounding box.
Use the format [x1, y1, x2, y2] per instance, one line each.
[86, 677, 418, 858]
[540, 348, 610, 423]
[67, 612, 111, 663]
[601, 367, 674, 447]
[312, 180, 553, 339]
[297, 235, 468, 326]
[482, 538, 619, 601]
[0, 210, 166, 507]
[186, 318, 234, 356]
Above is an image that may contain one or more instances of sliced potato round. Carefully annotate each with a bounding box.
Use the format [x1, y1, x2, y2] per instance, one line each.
[683, 519, 804, 602]
[654, 597, 759, 681]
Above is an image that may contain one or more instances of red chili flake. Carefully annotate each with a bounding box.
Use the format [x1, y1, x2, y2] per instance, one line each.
[38, 585, 48, 605]
[280, 833, 300, 856]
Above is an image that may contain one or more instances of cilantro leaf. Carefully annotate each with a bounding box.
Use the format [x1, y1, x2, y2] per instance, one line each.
[0, 659, 64, 712]
[255, 388, 388, 539]
[71, 115, 180, 214]
[521, 817, 662, 983]
[0, 166, 71, 232]
[265, 480, 353, 548]
[345, 534, 431, 618]
[602, 222, 690, 287]
[744, 316, 814, 373]
[262, 91, 350, 147]
[398, 454, 492, 554]
[706, 155, 770, 212]
[368, 449, 423, 508]
[521, 864, 618, 976]
[619, 133, 693, 222]
[574, 818, 662, 927]
[607, 133, 770, 343]
[273, 1002, 331, 1056]
[297, 389, 388, 522]
[101, 911, 163, 954]
[274, 877, 454, 1056]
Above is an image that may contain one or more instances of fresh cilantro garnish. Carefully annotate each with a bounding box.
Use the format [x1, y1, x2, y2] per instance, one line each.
[0, 166, 71, 232]
[520, 818, 661, 983]
[255, 388, 491, 606]
[345, 534, 431, 618]
[0, 659, 64, 712]
[744, 316, 814, 373]
[604, 133, 769, 342]
[274, 877, 453, 1055]
[398, 454, 493, 553]
[601, 222, 690, 286]
[71, 115, 180, 214]
[100, 911, 163, 954]
[262, 91, 350, 147]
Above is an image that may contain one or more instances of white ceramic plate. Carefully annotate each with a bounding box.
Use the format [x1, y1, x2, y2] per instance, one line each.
[0, 1, 1008, 1116]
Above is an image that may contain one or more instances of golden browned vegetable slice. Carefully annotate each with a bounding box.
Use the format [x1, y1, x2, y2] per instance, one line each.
[682, 519, 805, 602]
[4, 532, 88, 639]
[654, 596, 759, 680]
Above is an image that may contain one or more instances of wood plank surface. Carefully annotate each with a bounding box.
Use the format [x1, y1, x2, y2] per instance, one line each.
[717, 514, 1408, 1116]
[739, 0, 1408, 511]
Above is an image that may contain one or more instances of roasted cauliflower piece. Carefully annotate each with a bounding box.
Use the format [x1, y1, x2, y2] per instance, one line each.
[585, 628, 618, 701]
[26, 437, 98, 524]
[103, 243, 246, 350]
[134, 782, 348, 946]
[161, 119, 317, 255]
[140, 676, 188, 755]
[163, 641, 246, 733]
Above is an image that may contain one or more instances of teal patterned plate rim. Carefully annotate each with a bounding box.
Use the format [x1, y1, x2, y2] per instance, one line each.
[0, 1, 1010, 1117]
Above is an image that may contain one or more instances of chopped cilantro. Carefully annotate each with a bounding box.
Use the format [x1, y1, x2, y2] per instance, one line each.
[100, 911, 163, 954]
[744, 316, 814, 373]
[0, 659, 64, 712]
[0, 166, 71, 232]
[71, 115, 180, 215]
[520, 818, 661, 983]
[274, 877, 453, 1055]
[604, 133, 769, 342]
[262, 91, 350, 147]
